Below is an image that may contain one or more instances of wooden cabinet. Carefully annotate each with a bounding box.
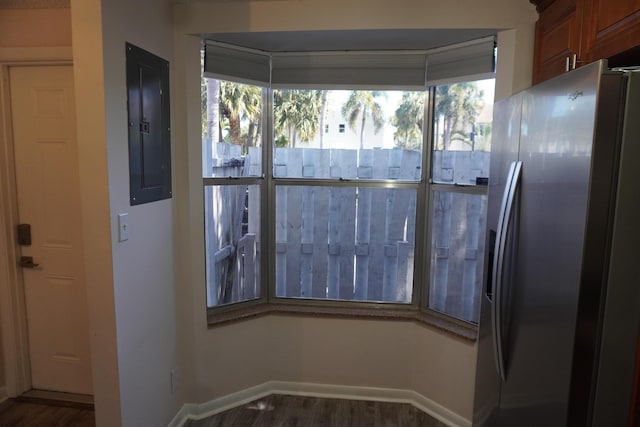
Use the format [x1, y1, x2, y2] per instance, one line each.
[582, 0, 640, 63]
[531, 0, 640, 83]
[532, 0, 583, 84]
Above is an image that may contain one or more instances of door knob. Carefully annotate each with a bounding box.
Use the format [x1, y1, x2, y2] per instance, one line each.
[19, 256, 39, 269]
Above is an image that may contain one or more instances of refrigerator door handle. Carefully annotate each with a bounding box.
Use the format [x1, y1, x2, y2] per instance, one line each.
[492, 161, 516, 381]
[492, 160, 523, 382]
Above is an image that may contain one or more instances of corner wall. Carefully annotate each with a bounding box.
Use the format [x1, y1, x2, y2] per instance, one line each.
[70, 1, 120, 424]
[172, 0, 537, 422]
[71, 0, 180, 425]
[102, 0, 179, 424]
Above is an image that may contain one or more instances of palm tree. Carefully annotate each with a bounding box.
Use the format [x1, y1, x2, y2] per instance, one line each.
[219, 81, 262, 152]
[435, 83, 484, 150]
[273, 89, 322, 147]
[205, 78, 220, 143]
[341, 91, 385, 150]
[392, 92, 425, 149]
[243, 88, 262, 151]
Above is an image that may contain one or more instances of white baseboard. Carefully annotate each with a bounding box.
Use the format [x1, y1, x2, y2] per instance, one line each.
[409, 389, 471, 427]
[167, 381, 471, 427]
[167, 403, 196, 427]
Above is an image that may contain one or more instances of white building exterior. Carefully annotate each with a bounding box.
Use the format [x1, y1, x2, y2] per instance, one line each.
[303, 90, 394, 150]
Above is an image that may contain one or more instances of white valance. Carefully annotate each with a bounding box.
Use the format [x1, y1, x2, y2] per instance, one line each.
[203, 35, 495, 88]
[203, 42, 270, 86]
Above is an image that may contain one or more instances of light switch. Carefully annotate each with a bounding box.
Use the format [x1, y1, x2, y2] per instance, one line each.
[118, 213, 129, 242]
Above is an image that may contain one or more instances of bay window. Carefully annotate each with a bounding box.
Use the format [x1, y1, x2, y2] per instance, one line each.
[202, 37, 495, 332]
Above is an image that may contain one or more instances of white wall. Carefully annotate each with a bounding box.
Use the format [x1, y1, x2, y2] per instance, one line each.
[309, 94, 387, 149]
[410, 324, 478, 418]
[70, 2, 120, 423]
[0, 8, 72, 48]
[71, 0, 180, 425]
[172, 0, 537, 422]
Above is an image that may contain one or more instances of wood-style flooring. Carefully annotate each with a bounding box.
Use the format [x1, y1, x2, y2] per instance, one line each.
[184, 394, 449, 427]
[0, 394, 449, 426]
[0, 398, 95, 427]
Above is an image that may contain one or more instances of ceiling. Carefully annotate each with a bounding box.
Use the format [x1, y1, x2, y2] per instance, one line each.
[203, 28, 497, 52]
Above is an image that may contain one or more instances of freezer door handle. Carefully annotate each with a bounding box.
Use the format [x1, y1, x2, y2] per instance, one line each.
[491, 160, 522, 382]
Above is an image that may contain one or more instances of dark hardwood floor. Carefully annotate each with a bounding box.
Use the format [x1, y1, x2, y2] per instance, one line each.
[184, 394, 449, 427]
[0, 398, 95, 427]
[0, 394, 449, 426]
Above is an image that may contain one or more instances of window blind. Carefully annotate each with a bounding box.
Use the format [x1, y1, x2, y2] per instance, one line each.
[203, 35, 495, 88]
[271, 51, 428, 89]
[425, 36, 496, 85]
[203, 42, 270, 86]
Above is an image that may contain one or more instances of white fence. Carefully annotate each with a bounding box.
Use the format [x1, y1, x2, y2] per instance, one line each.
[429, 190, 488, 322]
[205, 141, 489, 321]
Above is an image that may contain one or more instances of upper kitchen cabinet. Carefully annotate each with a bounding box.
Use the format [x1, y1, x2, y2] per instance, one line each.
[581, 0, 640, 63]
[531, 0, 640, 83]
[531, 0, 583, 84]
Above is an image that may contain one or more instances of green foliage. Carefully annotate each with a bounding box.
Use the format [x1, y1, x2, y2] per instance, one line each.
[274, 135, 289, 148]
[219, 81, 262, 153]
[201, 78, 490, 153]
[435, 82, 485, 151]
[392, 92, 425, 150]
[273, 89, 323, 147]
[201, 68, 264, 154]
[201, 51, 208, 139]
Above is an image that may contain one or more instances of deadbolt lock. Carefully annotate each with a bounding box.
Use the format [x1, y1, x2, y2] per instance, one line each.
[17, 224, 32, 245]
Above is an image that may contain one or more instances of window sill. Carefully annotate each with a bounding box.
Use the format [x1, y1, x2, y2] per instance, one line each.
[207, 302, 477, 341]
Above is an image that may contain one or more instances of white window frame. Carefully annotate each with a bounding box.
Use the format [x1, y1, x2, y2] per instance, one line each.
[202, 38, 496, 337]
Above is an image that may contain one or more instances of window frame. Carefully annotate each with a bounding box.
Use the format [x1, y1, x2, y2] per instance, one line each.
[423, 80, 492, 324]
[202, 86, 271, 312]
[202, 41, 496, 339]
[267, 180, 425, 309]
[423, 183, 489, 320]
[269, 88, 426, 312]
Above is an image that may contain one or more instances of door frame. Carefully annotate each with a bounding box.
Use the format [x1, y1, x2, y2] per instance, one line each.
[0, 47, 73, 397]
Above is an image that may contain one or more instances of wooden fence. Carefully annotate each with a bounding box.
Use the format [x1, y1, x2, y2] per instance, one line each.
[272, 148, 421, 303]
[205, 141, 489, 322]
[429, 189, 487, 322]
[430, 150, 489, 322]
[205, 184, 260, 306]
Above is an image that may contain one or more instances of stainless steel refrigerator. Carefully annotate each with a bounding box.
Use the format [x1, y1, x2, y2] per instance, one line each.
[473, 60, 640, 426]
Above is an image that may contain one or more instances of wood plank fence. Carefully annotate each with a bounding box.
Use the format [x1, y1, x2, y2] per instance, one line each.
[430, 150, 489, 322]
[205, 140, 489, 322]
[273, 148, 421, 303]
[429, 189, 488, 322]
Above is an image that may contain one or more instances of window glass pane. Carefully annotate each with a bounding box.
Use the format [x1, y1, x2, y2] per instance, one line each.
[429, 191, 487, 323]
[432, 79, 494, 185]
[202, 78, 263, 178]
[205, 184, 261, 307]
[273, 90, 424, 180]
[275, 185, 416, 303]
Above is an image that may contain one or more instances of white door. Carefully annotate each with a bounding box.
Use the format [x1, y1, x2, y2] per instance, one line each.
[9, 65, 92, 395]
